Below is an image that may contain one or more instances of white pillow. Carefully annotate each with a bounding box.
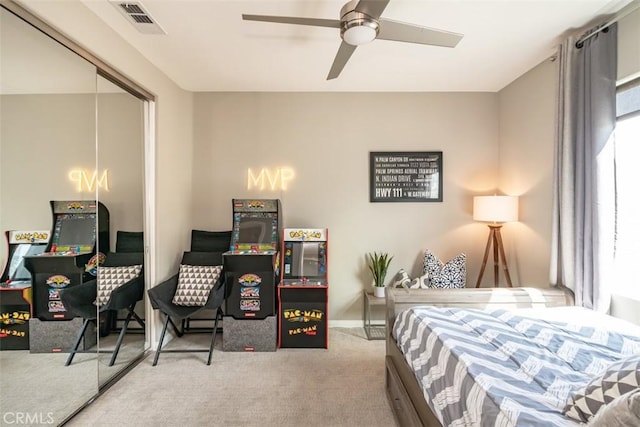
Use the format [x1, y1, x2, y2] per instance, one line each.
[589, 389, 640, 426]
[96, 265, 142, 306]
[172, 264, 222, 306]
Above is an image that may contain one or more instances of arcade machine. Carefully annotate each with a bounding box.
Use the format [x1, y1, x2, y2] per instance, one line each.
[23, 200, 109, 352]
[0, 230, 49, 350]
[278, 228, 329, 348]
[223, 199, 281, 352]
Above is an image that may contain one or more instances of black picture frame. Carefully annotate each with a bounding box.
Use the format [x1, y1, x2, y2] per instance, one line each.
[369, 151, 443, 202]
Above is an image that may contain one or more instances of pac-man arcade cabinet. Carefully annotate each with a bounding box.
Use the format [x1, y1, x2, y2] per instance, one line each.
[223, 199, 281, 352]
[24, 200, 108, 352]
[0, 230, 49, 350]
[278, 228, 328, 348]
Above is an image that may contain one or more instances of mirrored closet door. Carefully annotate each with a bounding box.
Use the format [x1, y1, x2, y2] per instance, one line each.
[96, 75, 146, 386]
[0, 6, 99, 423]
[0, 4, 149, 424]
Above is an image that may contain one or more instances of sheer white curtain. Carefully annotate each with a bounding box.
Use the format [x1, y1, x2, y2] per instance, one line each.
[550, 24, 618, 312]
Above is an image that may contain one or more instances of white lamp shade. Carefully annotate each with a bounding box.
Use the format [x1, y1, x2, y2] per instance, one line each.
[473, 195, 519, 223]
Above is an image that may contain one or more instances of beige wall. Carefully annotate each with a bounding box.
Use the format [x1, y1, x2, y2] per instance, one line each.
[618, 7, 640, 83]
[0, 92, 144, 257]
[497, 59, 558, 287]
[97, 92, 145, 248]
[1, 94, 96, 231]
[193, 92, 499, 321]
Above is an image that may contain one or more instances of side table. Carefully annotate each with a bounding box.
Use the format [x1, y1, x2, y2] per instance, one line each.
[363, 290, 386, 340]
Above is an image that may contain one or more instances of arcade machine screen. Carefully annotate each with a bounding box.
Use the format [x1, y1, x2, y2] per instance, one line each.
[51, 213, 96, 252]
[232, 212, 279, 252]
[283, 241, 327, 285]
[237, 216, 274, 245]
[5, 244, 47, 285]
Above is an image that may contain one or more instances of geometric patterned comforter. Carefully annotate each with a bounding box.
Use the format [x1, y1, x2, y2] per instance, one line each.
[392, 306, 640, 427]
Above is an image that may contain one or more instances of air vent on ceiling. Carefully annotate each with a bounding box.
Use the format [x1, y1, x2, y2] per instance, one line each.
[110, 1, 166, 35]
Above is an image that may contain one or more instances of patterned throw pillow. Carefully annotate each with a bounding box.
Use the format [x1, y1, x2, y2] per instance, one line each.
[96, 265, 142, 306]
[564, 353, 640, 423]
[391, 269, 411, 288]
[172, 264, 222, 306]
[422, 250, 466, 288]
[408, 273, 429, 289]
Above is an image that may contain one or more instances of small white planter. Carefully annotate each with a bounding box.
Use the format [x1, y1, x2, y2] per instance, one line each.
[373, 286, 385, 298]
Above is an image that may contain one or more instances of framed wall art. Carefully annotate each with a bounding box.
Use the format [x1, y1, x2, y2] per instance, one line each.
[369, 151, 443, 202]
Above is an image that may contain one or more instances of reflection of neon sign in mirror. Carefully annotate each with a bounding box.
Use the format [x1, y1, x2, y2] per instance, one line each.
[68, 169, 110, 192]
[247, 167, 294, 190]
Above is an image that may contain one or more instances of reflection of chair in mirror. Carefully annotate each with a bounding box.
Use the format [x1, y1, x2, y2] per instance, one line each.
[114, 231, 144, 253]
[105, 230, 146, 333]
[60, 251, 145, 367]
[147, 251, 226, 366]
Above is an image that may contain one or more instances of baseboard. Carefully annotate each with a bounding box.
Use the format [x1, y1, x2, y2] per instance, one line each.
[182, 318, 364, 329]
[328, 320, 365, 328]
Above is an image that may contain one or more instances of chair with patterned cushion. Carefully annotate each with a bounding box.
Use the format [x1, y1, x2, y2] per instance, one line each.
[147, 251, 226, 366]
[60, 251, 145, 366]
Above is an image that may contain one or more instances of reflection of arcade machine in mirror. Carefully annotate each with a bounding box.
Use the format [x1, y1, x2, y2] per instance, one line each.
[223, 199, 281, 352]
[0, 230, 49, 350]
[24, 200, 109, 352]
[279, 228, 328, 348]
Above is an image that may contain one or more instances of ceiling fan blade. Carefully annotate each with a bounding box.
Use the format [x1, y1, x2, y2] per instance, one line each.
[242, 14, 340, 28]
[327, 42, 357, 80]
[355, 0, 390, 20]
[377, 18, 463, 48]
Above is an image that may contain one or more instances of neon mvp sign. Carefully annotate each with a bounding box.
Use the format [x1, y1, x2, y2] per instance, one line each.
[68, 169, 110, 192]
[247, 167, 294, 191]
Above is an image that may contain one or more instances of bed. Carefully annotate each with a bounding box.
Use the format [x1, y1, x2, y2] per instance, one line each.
[385, 287, 640, 426]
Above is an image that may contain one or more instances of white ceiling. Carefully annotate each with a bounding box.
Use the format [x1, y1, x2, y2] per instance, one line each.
[36, 1, 640, 92]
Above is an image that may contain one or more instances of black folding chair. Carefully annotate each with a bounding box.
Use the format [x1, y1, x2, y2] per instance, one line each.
[147, 251, 226, 366]
[60, 251, 145, 366]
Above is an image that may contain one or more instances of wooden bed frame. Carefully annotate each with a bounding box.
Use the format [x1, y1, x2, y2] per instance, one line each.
[384, 287, 575, 427]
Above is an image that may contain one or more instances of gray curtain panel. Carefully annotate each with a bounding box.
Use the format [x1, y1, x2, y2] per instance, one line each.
[550, 24, 617, 312]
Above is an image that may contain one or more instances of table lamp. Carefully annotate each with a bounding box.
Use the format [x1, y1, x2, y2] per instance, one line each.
[473, 195, 519, 288]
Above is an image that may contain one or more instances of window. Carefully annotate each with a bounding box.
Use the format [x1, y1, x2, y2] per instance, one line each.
[612, 80, 640, 298]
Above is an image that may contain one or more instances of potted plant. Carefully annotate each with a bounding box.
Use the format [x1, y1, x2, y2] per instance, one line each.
[367, 252, 393, 297]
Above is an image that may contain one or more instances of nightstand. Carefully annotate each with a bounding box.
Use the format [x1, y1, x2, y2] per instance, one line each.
[363, 290, 386, 340]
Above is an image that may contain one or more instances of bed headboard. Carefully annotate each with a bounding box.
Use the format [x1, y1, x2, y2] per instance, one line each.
[386, 287, 574, 344]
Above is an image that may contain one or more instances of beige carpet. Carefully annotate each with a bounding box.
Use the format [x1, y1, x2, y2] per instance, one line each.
[0, 335, 145, 426]
[66, 328, 397, 427]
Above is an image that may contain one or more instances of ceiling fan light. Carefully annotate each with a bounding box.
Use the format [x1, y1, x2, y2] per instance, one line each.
[342, 20, 378, 46]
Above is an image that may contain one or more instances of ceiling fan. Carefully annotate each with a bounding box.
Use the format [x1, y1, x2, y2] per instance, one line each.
[242, 0, 463, 80]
